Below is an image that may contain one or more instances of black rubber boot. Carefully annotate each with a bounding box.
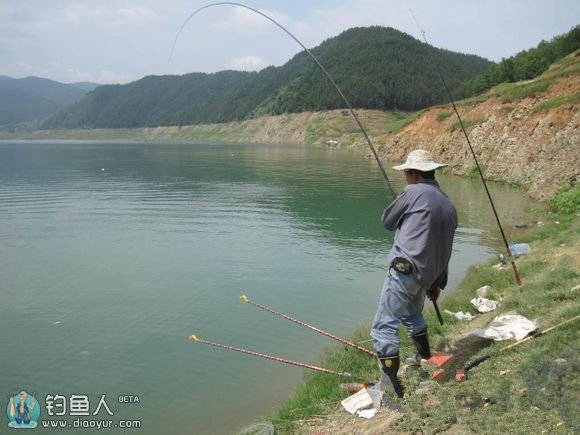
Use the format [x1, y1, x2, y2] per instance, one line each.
[378, 354, 405, 399]
[412, 328, 432, 360]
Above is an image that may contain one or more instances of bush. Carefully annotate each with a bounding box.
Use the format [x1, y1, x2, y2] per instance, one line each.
[547, 184, 580, 214]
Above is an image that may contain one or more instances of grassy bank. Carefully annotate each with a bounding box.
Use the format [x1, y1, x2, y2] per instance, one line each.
[268, 190, 579, 433]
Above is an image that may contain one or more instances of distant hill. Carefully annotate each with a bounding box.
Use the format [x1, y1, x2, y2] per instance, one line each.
[0, 75, 13, 80]
[0, 76, 87, 129]
[70, 82, 101, 92]
[44, 26, 492, 129]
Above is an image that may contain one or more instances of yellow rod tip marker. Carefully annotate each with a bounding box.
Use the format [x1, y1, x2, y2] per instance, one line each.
[188, 335, 199, 342]
[240, 295, 249, 303]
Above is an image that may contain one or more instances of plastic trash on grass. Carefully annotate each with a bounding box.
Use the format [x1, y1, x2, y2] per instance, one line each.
[469, 311, 538, 341]
[444, 310, 476, 321]
[471, 296, 498, 313]
[341, 388, 377, 414]
[341, 372, 404, 417]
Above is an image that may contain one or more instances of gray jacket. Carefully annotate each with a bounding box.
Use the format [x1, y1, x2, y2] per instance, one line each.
[382, 179, 457, 288]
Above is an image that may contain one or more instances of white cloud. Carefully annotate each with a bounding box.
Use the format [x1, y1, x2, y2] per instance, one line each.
[0, 62, 35, 78]
[211, 7, 289, 36]
[0, 61, 137, 84]
[117, 7, 159, 25]
[229, 56, 267, 71]
[61, 4, 162, 28]
[290, 1, 407, 49]
[94, 69, 137, 84]
[2, 0, 579, 83]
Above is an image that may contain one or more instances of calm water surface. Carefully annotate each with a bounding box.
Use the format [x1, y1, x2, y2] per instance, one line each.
[0, 141, 537, 434]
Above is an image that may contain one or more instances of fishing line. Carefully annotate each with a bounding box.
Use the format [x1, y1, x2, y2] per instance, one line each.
[410, 10, 522, 285]
[169, 1, 396, 197]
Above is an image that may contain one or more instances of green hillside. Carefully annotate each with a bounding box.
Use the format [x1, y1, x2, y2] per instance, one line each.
[0, 76, 87, 129]
[45, 70, 254, 129]
[44, 26, 492, 129]
[457, 25, 580, 98]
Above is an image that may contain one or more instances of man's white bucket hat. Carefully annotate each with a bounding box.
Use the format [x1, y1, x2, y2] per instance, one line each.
[392, 149, 448, 171]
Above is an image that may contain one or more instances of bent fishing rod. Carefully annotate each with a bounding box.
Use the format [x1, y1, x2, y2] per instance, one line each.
[410, 11, 522, 285]
[172, 2, 444, 324]
[169, 1, 395, 197]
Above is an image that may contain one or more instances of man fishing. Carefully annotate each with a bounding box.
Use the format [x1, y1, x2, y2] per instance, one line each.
[371, 149, 457, 399]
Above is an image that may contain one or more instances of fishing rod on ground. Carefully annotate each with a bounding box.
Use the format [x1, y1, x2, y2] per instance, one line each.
[172, 1, 445, 325]
[188, 294, 373, 377]
[188, 334, 352, 377]
[410, 10, 522, 286]
[240, 295, 376, 356]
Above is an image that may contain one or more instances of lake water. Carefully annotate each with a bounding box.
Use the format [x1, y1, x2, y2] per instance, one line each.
[0, 141, 537, 433]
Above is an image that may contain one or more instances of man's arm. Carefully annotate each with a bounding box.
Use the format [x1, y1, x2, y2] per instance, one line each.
[9, 397, 15, 417]
[427, 269, 448, 302]
[381, 190, 409, 230]
[434, 268, 448, 290]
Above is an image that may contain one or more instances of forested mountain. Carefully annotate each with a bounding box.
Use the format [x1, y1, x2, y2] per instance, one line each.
[457, 25, 580, 98]
[44, 26, 492, 129]
[46, 71, 255, 128]
[0, 76, 87, 129]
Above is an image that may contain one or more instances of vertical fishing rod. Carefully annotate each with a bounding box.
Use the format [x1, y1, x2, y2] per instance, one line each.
[188, 334, 352, 376]
[169, 1, 396, 198]
[240, 295, 375, 356]
[410, 11, 522, 285]
[432, 299, 444, 325]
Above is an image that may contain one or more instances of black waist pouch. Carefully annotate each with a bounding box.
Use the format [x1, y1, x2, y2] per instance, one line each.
[392, 257, 413, 275]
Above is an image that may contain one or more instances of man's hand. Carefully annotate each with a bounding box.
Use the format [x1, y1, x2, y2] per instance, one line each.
[427, 287, 441, 302]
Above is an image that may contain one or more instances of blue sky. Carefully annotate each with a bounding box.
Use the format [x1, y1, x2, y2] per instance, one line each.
[1, 0, 578, 84]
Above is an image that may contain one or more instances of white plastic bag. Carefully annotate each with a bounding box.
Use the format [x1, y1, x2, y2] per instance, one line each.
[470, 311, 538, 341]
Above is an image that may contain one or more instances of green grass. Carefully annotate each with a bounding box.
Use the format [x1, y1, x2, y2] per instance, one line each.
[270, 328, 377, 432]
[383, 111, 422, 134]
[546, 54, 580, 79]
[269, 201, 580, 433]
[465, 164, 483, 178]
[455, 95, 488, 107]
[552, 51, 579, 68]
[436, 111, 454, 122]
[533, 93, 580, 111]
[546, 184, 580, 214]
[492, 78, 555, 103]
[500, 105, 515, 113]
[448, 118, 485, 132]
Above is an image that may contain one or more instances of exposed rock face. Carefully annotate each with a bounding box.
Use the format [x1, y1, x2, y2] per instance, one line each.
[377, 73, 579, 201]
